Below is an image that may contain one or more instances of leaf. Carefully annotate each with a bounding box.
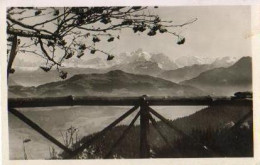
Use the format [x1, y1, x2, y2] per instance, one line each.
[7, 36, 14, 42]
[79, 44, 86, 50]
[90, 50, 96, 54]
[65, 52, 73, 59]
[93, 7, 104, 14]
[47, 41, 55, 47]
[107, 37, 114, 42]
[159, 26, 167, 33]
[147, 30, 156, 36]
[133, 26, 139, 33]
[23, 139, 31, 143]
[107, 54, 114, 61]
[35, 10, 42, 16]
[154, 17, 161, 23]
[138, 25, 146, 32]
[133, 24, 146, 33]
[151, 25, 160, 32]
[122, 19, 133, 25]
[84, 33, 90, 38]
[40, 66, 51, 72]
[59, 71, 68, 79]
[53, 9, 59, 16]
[34, 40, 38, 46]
[177, 37, 185, 45]
[100, 17, 111, 24]
[133, 25, 146, 33]
[76, 17, 85, 25]
[9, 68, 15, 74]
[58, 40, 66, 46]
[77, 51, 84, 58]
[92, 36, 100, 43]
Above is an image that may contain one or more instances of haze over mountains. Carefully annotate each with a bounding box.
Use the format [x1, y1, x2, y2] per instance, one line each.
[11, 49, 240, 85]
[158, 64, 215, 83]
[8, 70, 203, 98]
[13, 49, 238, 71]
[9, 49, 251, 97]
[181, 56, 252, 96]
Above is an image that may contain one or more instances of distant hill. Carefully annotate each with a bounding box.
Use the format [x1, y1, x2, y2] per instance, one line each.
[8, 85, 36, 98]
[10, 53, 241, 87]
[158, 56, 241, 83]
[8, 70, 204, 98]
[9, 67, 106, 87]
[181, 56, 252, 96]
[8, 77, 19, 86]
[158, 64, 214, 83]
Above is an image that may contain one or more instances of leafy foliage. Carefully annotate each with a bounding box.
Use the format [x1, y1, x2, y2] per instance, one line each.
[7, 7, 197, 78]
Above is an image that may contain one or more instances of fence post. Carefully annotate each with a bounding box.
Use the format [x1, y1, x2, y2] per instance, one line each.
[139, 95, 150, 158]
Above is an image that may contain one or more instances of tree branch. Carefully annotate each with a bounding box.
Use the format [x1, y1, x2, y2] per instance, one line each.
[7, 35, 18, 78]
[7, 15, 53, 35]
[7, 28, 55, 40]
[38, 38, 60, 66]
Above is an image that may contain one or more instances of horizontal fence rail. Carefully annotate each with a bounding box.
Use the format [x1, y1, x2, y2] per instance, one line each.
[8, 95, 252, 108]
[8, 95, 253, 159]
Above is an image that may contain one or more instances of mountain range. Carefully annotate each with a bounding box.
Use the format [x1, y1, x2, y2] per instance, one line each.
[9, 49, 251, 97]
[158, 56, 240, 83]
[11, 49, 241, 86]
[158, 64, 215, 83]
[181, 56, 252, 96]
[8, 70, 204, 98]
[173, 55, 239, 68]
[106, 49, 178, 76]
[174, 56, 214, 68]
[14, 49, 239, 71]
[8, 67, 106, 87]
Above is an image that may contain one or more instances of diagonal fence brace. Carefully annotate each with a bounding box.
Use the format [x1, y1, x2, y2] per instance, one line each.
[104, 111, 140, 158]
[148, 107, 222, 157]
[148, 113, 175, 150]
[64, 105, 139, 159]
[221, 110, 253, 141]
[9, 108, 73, 154]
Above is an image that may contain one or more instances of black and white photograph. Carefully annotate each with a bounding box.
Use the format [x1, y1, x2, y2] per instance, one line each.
[2, 2, 259, 164]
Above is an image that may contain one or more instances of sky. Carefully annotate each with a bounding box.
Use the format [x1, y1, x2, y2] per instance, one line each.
[13, 6, 251, 65]
[111, 6, 251, 60]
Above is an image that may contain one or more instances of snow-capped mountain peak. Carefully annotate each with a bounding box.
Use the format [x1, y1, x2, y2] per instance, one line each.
[211, 56, 240, 68]
[85, 48, 178, 70]
[174, 56, 215, 67]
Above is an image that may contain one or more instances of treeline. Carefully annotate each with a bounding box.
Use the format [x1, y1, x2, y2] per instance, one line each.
[154, 125, 253, 158]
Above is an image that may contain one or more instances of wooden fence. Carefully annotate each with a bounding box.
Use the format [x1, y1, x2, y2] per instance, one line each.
[8, 95, 253, 159]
